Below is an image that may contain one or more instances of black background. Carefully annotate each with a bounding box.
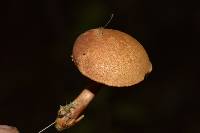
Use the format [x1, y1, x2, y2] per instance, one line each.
[1, 0, 200, 133]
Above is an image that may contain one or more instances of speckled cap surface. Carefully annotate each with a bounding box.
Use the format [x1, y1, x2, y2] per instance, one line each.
[72, 28, 152, 87]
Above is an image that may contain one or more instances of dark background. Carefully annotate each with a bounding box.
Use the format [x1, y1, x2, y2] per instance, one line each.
[1, 0, 200, 133]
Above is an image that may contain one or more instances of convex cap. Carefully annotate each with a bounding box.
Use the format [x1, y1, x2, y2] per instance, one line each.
[72, 28, 152, 87]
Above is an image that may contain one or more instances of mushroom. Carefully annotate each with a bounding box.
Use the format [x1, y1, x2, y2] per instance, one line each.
[54, 28, 152, 131]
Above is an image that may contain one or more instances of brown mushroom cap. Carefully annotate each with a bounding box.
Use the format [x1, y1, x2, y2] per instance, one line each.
[72, 28, 152, 87]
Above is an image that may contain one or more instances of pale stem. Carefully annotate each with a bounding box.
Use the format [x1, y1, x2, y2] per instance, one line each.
[55, 82, 101, 131]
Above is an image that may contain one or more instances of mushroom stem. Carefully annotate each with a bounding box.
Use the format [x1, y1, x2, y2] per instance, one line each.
[70, 83, 100, 119]
[55, 82, 101, 131]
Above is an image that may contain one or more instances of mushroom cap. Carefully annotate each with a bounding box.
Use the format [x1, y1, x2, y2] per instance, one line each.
[72, 28, 152, 87]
